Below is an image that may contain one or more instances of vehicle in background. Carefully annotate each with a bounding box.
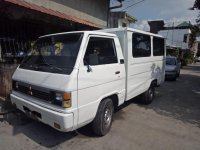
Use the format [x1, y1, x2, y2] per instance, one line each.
[11, 28, 165, 136]
[197, 56, 200, 62]
[165, 56, 181, 81]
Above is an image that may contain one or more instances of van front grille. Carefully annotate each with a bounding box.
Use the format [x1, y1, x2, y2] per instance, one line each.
[12, 81, 52, 102]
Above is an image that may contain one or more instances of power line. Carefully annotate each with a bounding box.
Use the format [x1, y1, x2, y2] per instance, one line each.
[121, 0, 146, 11]
[124, 0, 136, 3]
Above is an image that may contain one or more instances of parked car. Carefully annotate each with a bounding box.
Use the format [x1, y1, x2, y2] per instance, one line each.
[11, 28, 165, 136]
[165, 56, 181, 81]
[197, 56, 200, 62]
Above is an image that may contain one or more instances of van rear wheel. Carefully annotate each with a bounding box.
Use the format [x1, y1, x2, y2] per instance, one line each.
[92, 98, 114, 136]
[141, 83, 155, 104]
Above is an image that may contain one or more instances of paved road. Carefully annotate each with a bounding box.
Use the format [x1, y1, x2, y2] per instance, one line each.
[0, 63, 200, 150]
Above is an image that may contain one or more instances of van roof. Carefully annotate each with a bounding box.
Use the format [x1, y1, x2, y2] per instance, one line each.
[39, 31, 117, 38]
[100, 27, 164, 39]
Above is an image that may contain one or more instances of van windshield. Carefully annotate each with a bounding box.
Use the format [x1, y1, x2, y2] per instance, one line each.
[20, 33, 83, 75]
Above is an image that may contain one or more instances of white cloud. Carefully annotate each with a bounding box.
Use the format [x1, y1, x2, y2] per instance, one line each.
[118, 0, 199, 32]
[131, 16, 196, 32]
[122, 0, 198, 25]
[132, 20, 150, 31]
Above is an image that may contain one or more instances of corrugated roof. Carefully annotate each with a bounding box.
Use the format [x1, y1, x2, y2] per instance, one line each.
[176, 21, 192, 28]
[3, 0, 99, 28]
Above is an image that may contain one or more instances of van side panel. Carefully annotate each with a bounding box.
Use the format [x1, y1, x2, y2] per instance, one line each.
[125, 31, 165, 100]
[109, 29, 165, 101]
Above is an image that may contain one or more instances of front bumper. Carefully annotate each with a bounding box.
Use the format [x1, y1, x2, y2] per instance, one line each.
[11, 93, 74, 132]
[165, 71, 176, 78]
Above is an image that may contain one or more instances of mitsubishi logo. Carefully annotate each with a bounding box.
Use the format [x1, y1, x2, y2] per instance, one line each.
[28, 86, 33, 96]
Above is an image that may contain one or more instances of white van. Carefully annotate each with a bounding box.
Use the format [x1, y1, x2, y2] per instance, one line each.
[11, 28, 165, 136]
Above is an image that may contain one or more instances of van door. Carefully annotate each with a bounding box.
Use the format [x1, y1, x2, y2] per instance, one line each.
[77, 36, 125, 126]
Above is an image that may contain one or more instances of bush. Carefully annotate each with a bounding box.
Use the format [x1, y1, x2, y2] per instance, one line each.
[166, 48, 179, 57]
[182, 50, 195, 66]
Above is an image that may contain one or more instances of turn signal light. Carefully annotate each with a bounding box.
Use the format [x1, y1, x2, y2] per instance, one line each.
[63, 92, 71, 100]
[54, 122, 61, 129]
[54, 92, 72, 108]
[63, 100, 71, 108]
[63, 92, 71, 108]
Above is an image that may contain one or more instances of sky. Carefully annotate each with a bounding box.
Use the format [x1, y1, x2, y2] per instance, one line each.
[111, 0, 199, 31]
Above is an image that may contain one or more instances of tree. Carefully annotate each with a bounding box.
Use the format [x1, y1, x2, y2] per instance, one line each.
[192, 0, 200, 24]
[191, 0, 200, 58]
[193, 0, 200, 10]
[189, 25, 200, 48]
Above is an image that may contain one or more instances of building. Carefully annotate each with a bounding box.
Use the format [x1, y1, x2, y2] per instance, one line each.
[0, 0, 111, 99]
[0, 0, 110, 63]
[148, 20, 192, 50]
[148, 20, 164, 34]
[159, 21, 192, 50]
[109, 11, 136, 28]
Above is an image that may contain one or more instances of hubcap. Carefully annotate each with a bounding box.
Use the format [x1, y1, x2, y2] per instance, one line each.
[104, 108, 112, 128]
[149, 87, 154, 100]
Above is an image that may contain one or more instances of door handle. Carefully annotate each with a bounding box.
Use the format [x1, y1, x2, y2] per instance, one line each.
[115, 71, 120, 74]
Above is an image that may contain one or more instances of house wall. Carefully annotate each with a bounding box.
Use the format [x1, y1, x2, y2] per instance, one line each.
[158, 29, 191, 50]
[24, 0, 109, 28]
[118, 19, 130, 27]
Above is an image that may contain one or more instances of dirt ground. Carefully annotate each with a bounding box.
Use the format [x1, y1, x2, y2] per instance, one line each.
[0, 63, 200, 150]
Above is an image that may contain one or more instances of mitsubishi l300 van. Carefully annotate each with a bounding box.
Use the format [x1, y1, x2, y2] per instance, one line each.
[11, 28, 165, 136]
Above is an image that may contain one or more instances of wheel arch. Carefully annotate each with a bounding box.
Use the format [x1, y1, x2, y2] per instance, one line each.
[144, 79, 158, 91]
[95, 93, 119, 116]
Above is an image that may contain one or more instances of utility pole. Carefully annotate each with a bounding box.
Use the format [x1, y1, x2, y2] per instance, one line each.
[107, 0, 124, 27]
[172, 22, 174, 46]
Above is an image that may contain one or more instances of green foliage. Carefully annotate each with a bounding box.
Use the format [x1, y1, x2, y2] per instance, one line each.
[182, 50, 195, 66]
[192, 0, 200, 24]
[166, 49, 179, 57]
[189, 25, 200, 48]
[193, 0, 200, 10]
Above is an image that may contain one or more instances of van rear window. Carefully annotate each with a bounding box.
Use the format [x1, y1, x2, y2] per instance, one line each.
[153, 37, 165, 56]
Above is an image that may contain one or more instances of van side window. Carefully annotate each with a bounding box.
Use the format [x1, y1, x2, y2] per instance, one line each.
[153, 37, 165, 56]
[132, 33, 151, 57]
[84, 37, 118, 65]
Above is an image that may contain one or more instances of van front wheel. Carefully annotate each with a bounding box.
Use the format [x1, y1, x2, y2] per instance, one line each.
[141, 83, 155, 104]
[92, 98, 114, 136]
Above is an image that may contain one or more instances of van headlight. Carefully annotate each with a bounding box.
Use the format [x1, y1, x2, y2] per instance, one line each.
[55, 93, 63, 101]
[54, 92, 72, 108]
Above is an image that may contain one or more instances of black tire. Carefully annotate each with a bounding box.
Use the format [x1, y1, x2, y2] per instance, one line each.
[92, 98, 114, 136]
[177, 71, 180, 77]
[141, 83, 155, 104]
[172, 76, 177, 81]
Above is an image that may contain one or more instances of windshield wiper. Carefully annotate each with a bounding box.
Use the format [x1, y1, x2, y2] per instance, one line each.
[35, 51, 64, 71]
[36, 62, 64, 71]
